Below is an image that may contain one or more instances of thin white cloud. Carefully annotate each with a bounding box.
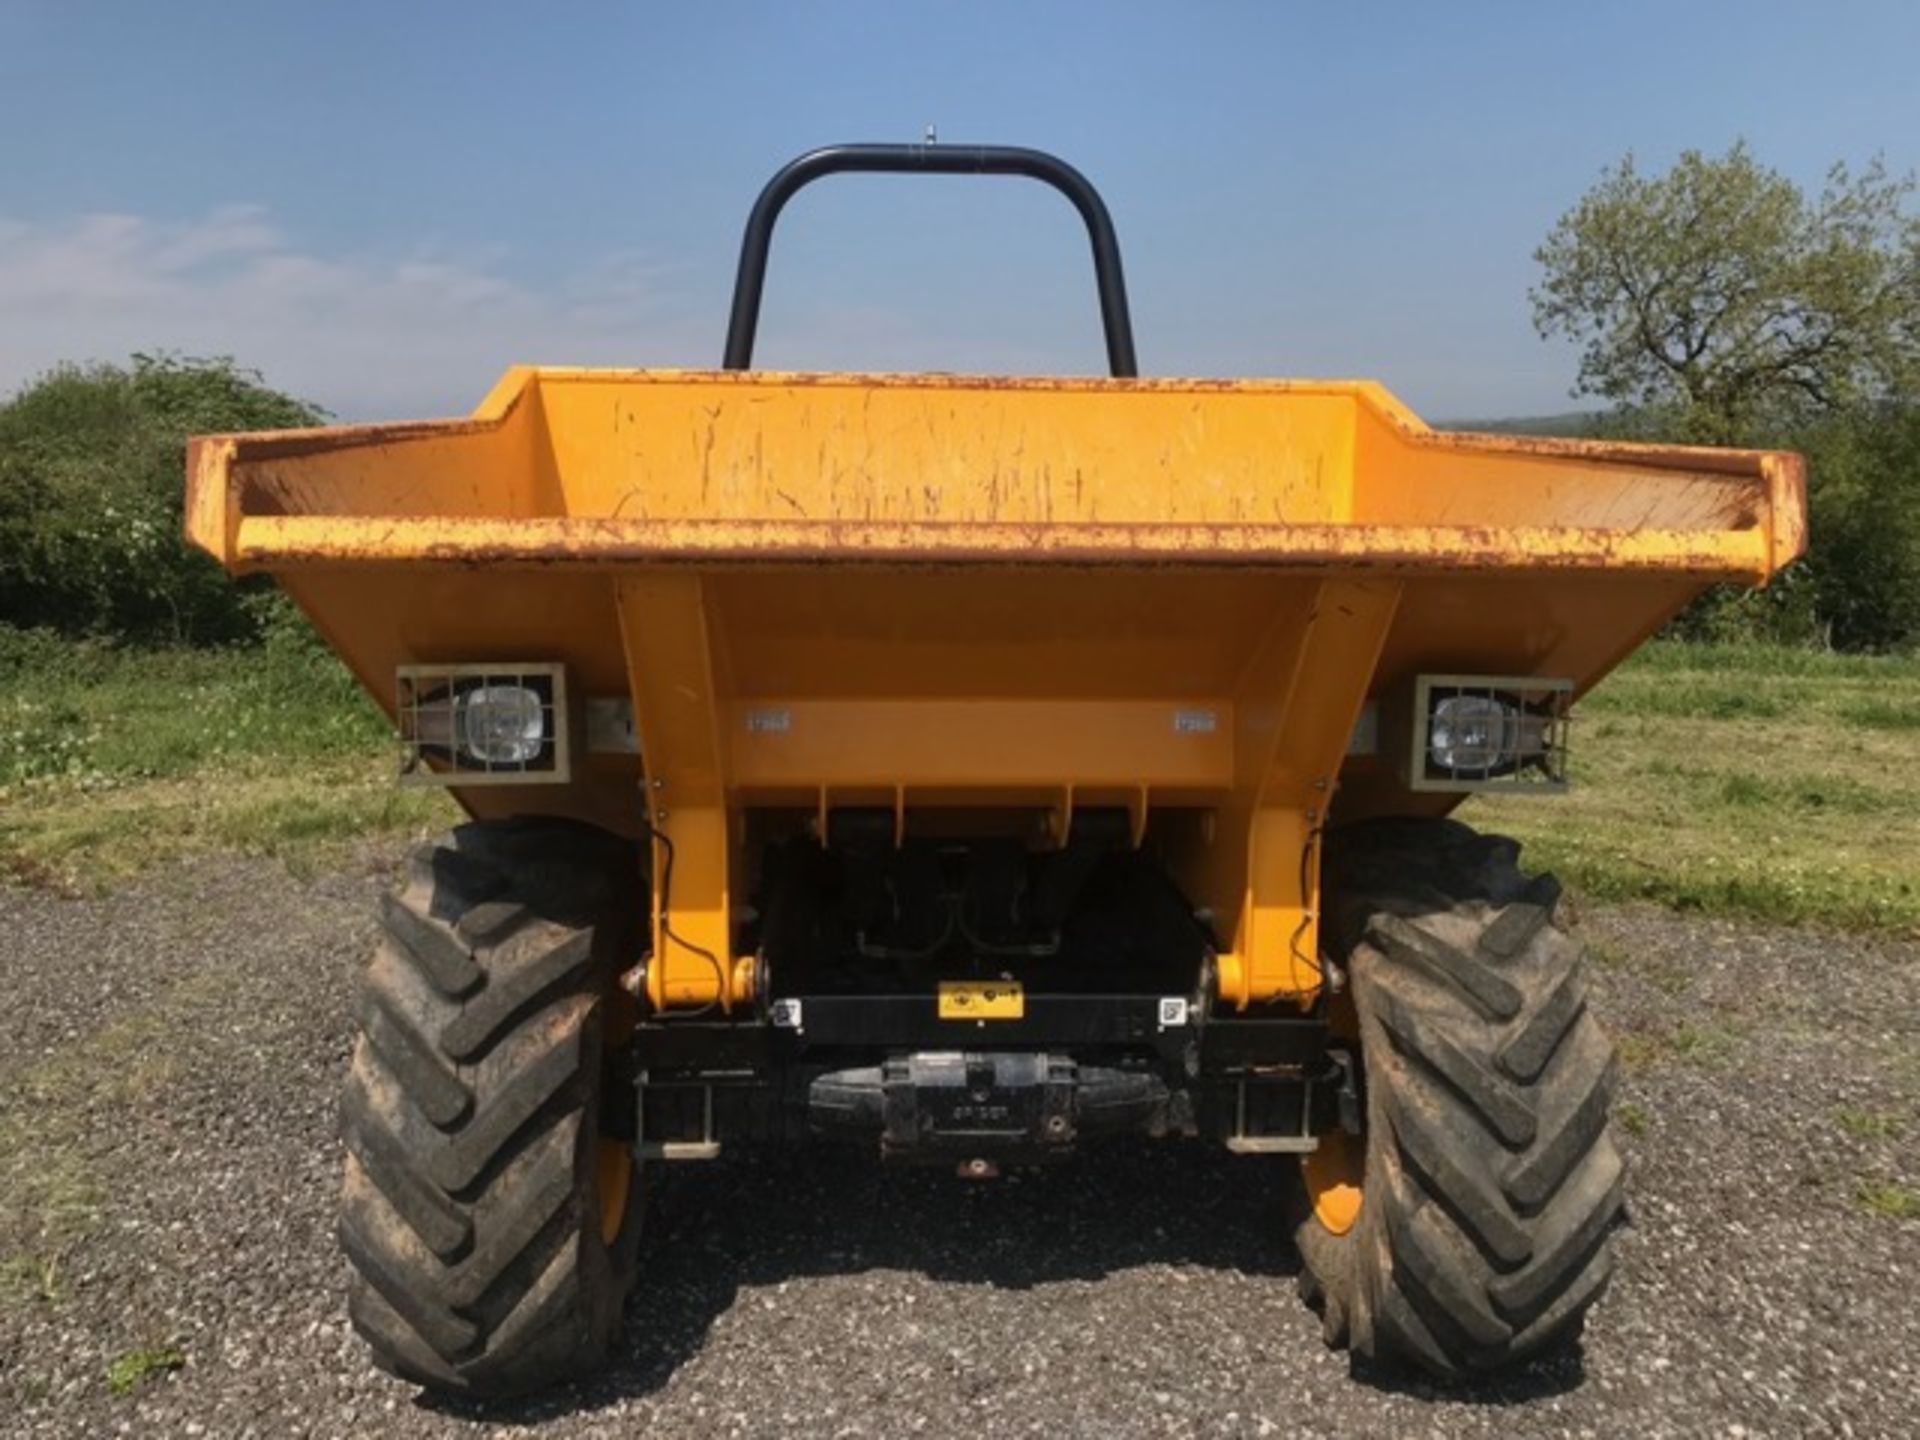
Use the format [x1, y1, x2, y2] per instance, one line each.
[0, 204, 1579, 420]
[0, 206, 704, 419]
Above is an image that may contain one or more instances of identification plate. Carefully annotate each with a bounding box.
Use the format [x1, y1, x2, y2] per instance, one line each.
[937, 979, 1025, 1020]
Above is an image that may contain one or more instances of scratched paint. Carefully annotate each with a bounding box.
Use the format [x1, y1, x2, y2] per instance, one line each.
[187, 366, 1805, 582]
[181, 366, 1807, 1011]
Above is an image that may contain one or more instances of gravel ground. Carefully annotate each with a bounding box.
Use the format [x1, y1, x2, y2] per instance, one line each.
[1, 851, 1916, 1439]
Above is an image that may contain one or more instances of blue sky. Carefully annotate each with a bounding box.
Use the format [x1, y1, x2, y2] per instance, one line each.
[2, 2, 1916, 421]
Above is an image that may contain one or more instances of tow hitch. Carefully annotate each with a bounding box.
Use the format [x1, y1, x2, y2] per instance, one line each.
[809, 1052, 1168, 1163]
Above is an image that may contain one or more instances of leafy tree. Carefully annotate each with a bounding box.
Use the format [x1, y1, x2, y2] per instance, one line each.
[1534, 145, 1920, 650]
[1797, 405, 1920, 650]
[1532, 143, 1919, 444]
[0, 355, 325, 643]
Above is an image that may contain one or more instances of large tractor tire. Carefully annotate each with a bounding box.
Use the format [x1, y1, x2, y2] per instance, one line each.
[1296, 817, 1623, 1378]
[338, 817, 646, 1397]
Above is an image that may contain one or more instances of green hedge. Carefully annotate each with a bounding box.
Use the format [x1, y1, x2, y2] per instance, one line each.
[0, 355, 324, 643]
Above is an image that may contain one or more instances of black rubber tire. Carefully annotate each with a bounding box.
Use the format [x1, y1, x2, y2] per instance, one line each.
[338, 817, 646, 1397]
[1296, 817, 1624, 1378]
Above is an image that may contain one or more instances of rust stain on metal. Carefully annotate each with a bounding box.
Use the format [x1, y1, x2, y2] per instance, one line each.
[230, 513, 1772, 581]
[188, 366, 1808, 589]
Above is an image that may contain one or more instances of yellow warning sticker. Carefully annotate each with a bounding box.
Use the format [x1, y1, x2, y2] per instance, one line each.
[936, 979, 1025, 1020]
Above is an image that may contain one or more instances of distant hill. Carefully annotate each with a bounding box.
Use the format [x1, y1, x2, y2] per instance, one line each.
[1435, 412, 1601, 437]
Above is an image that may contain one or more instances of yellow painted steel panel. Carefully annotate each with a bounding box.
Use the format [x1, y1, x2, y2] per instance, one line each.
[187, 368, 1802, 583]
[184, 365, 1807, 1010]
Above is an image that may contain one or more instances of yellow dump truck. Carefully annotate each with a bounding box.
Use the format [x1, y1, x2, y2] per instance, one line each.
[186, 145, 1805, 1396]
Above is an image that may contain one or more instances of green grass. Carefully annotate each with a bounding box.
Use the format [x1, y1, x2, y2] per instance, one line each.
[106, 1344, 184, 1398]
[1607, 1017, 1748, 1075]
[1836, 1107, 1906, 1140]
[0, 622, 455, 888]
[1840, 698, 1920, 731]
[0, 1252, 64, 1306]
[1827, 1113, 1904, 1144]
[4, 626, 1920, 934]
[1614, 1031, 1664, 1073]
[1856, 1180, 1920, 1221]
[0, 616, 404, 783]
[1667, 1021, 1742, 1068]
[1468, 640, 1920, 934]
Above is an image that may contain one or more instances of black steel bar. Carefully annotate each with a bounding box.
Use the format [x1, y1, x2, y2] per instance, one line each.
[631, 996, 1327, 1070]
[785, 992, 1166, 1050]
[1198, 1017, 1330, 1071]
[723, 143, 1139, 377]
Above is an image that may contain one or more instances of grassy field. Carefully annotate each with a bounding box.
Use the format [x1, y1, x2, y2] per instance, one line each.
[1468, 641, 1920, 932]
[4, 625, 1918, 932]
[0, 622, 455, 890]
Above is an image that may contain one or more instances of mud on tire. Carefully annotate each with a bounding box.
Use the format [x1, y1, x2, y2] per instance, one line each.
[338, 817, 645, 1397]
[1296, 817, 1624, 1378]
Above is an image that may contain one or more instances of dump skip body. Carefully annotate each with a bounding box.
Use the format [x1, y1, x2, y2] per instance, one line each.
[186, 366, 1803, 1011]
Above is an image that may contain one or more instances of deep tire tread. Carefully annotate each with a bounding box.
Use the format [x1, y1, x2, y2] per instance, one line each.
[1501, 1046, 1617, 1213]
[1369, 913, 1523, 1021]
[1376, 994, 1535, 1148]
[440, 931, 595, 1062]
[357, 980, 472, 1128]
[339, 819, 644, 1399]
[428, 1003, 590, 1194]
[1297, 817, 1624, 1381]
[341, 1077, 472, 1258]
[1497, 967, 1588, 1083]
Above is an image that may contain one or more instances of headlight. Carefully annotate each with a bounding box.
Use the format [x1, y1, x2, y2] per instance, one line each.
[1403, 675, 1571, 793]
[396, 664, 570, 785]
[460, 685, 546, 765]
[1428, 694, 1542, 776]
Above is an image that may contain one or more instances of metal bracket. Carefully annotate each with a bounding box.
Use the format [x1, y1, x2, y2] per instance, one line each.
[637, 1079, 722, 1162]
[1224, 1075, 1319, 1155]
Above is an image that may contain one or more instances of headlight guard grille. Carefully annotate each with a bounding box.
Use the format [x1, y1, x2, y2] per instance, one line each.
[1404, 674, 1572, 794]
[396, 662, 571, 786]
